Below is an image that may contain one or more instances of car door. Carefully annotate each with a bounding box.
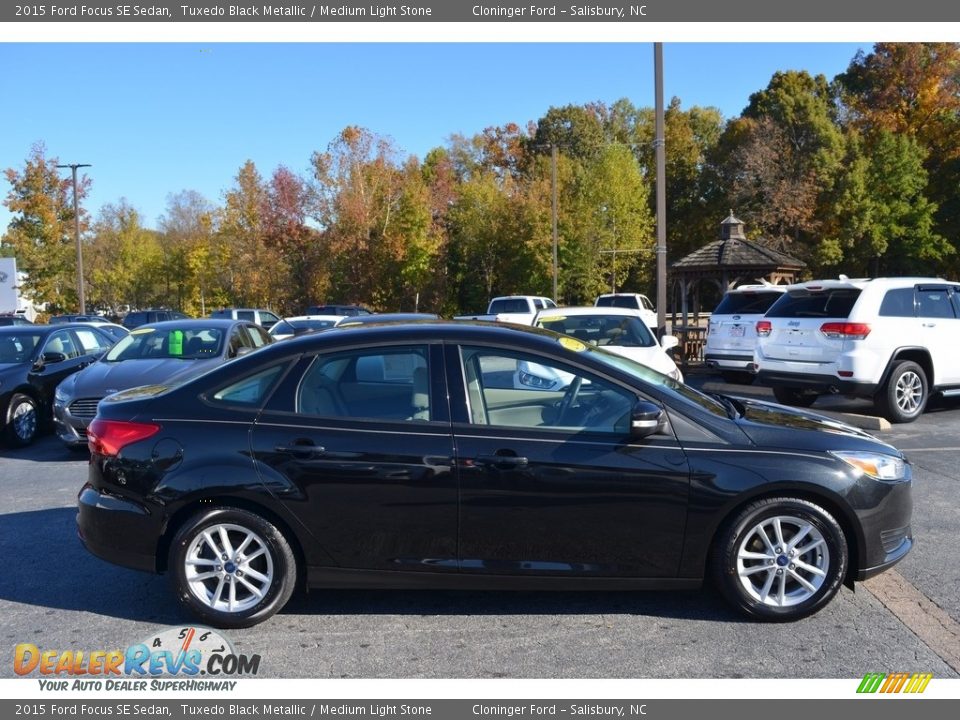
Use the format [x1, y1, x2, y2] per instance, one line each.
[916, 284, 960, 386]
[29, 329, 89, 413]
[249, 342, 458, 573]
[448, 344, 690, 578]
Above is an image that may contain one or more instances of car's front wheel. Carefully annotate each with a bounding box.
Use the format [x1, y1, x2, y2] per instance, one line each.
[772, 386, 818, 408]
[169, 507, 297, 628]
[878, 361, 927, 423]
[5, 393, 38, 447]
[712, 497, 848, 621]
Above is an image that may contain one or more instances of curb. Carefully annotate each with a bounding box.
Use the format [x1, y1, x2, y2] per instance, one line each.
[700, 381, 892, 432]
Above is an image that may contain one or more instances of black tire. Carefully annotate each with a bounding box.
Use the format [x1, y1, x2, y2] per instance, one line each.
[772, 386, 818, 408]
[711, 497, 848, 621]
[877, 361, 927, 424]
[169, 507, 297, 629]
[5, 393, 38, 447]
[721, 371, 755, 385]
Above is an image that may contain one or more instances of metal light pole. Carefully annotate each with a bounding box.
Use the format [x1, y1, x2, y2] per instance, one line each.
[654, 43, 667, 338]
[551, 144, 559, 301]
[57, 163, 91, 314]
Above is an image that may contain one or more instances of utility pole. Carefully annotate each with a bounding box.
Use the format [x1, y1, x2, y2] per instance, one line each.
[551, 144, 559, 301]
[57, 163, 91, 314]
[654, 43, 667, 338]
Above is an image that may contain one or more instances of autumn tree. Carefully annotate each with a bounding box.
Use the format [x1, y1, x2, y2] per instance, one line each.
[157, 190, 217, 314]
[218, 160, 269, 307]
[2, 143, 89, 312]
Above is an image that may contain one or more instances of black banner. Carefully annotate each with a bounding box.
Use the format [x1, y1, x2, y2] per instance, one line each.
[3, 0, 960, 23]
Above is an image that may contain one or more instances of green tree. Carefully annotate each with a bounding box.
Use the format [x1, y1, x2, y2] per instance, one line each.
[2, 143, 89, 312]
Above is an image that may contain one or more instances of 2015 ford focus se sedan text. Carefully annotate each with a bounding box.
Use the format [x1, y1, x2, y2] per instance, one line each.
[76, 321, 913, 627]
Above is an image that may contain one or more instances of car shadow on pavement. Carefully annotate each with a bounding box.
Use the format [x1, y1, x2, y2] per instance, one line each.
[1, 507, 743, 624]
[0, 435, 87, 462]
[0, 507, 183, 625]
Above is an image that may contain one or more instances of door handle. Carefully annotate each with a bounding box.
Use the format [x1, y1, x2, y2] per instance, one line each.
[476, 453, 529, 468]
[274, 439, 325, 458]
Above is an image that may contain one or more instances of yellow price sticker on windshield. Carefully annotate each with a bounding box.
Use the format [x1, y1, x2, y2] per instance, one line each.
[558, 336, 587, 352]
[130, 328, 156, 335]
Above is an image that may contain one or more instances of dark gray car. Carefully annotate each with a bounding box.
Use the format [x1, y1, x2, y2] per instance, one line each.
[53, 319, 273, 449]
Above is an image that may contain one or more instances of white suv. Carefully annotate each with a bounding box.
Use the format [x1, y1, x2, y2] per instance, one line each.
[705, 283, 786, 384]
[754, 277, 960, 423]
[594, 293, 657, 330]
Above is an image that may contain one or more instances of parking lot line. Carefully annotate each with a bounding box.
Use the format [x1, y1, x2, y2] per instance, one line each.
[863, 570, 960, 673]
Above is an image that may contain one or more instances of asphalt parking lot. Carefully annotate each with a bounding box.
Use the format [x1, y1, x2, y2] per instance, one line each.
[2, 371, 959, 679]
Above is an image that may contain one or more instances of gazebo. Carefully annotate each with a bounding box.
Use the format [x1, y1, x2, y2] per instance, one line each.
[668, 212, 805, 363]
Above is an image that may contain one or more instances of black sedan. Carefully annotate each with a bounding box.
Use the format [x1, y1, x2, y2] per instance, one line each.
[0, 324, 117, 446]
[77, 321, 912, 627]
[54, 319, 273, 450]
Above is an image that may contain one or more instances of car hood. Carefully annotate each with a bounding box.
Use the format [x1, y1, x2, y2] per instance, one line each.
[65, 358, 219, 399]
[603, 345, 678, 376]
[731, 396, 904, 457]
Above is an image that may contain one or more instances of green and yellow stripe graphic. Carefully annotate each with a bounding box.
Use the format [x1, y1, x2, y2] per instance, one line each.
[857, 672, 933, 693]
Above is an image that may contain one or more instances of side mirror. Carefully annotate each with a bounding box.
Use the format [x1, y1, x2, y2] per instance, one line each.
[630, 400, 665, 438]
[42, 352, 68, 365]
[660, 335, 680, 351]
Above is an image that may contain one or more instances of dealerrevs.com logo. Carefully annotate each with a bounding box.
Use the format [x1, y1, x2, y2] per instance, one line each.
[857, 672, 933, 694]
[14, 626, 260, 691]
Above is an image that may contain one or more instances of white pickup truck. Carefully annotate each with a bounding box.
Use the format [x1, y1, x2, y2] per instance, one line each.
[454, 295, 558, 325]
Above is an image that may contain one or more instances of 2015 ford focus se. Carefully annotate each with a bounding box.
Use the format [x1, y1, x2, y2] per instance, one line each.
[77, 321, 912, 628]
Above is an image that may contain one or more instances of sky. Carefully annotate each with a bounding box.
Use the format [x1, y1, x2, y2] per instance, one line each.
[0, 42, 870, 232]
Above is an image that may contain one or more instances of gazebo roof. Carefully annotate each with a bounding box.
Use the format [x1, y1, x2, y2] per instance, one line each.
[671, 236, 805, 272]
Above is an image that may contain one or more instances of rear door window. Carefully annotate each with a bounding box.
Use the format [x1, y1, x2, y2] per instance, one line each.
[917, 288, 956, 318]
[765, 289, 861, 319]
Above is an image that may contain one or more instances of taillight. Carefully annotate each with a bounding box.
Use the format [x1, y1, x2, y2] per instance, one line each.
[756, 320, 772, 337]
[820, 322, 871, 340]
[88, 419, 161, 456]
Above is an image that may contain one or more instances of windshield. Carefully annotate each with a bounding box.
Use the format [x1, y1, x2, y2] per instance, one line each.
[272, 319, 338, 335]
[105, 327, 224, 361]
[573, 338, 728, 417]
[536, 314, 655, 348]
[0, 333, 42, 364]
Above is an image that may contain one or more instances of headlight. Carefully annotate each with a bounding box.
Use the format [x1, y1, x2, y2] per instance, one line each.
[518, 370, 557, 390]
[831, 450, 906, 481]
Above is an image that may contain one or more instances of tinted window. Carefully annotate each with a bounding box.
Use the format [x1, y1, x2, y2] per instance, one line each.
[0, 333, 41, 363]
[297, 346, 431, 421]
[765, 289, 861, 319]
[596, 296, 641, 309]
[917, 288, 956, 319]
[246, 325, 272, 348]
[713, 291, 783, 315]
[536, 314, 655, 348]
[237, 310, 256, 322]
[260, 311, 280, 324]
[123, 312, 147, 328]
[488, 298, 530, 314]
[105, 327, 224, 361]
[211, 364, 286, 407]
[461, 346, 633, 434]
[879, 288, 916, 317]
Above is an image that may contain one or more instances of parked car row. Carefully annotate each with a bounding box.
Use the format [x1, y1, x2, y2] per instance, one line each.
[705, 276, 960, 424]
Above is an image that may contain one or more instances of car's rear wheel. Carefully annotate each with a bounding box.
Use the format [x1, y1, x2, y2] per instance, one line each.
[772, 386, 818, 408]
[5, 393, 38, 447]
[169, 507, 297, 628]
[878, 361, 927, 423]
[712, 497, 847, 621]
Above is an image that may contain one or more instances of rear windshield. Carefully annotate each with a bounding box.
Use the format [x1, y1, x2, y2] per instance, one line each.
[713, 291, 784, 315]
[595, 295, 641, 309]
[489, 298, 531, 314]
[765, 289, 862, 319]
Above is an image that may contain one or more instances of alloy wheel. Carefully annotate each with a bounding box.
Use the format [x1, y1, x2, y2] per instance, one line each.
[895, 370, 924, 415]
[735, 515, 830, 607]
[184, 523, 275, 614]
